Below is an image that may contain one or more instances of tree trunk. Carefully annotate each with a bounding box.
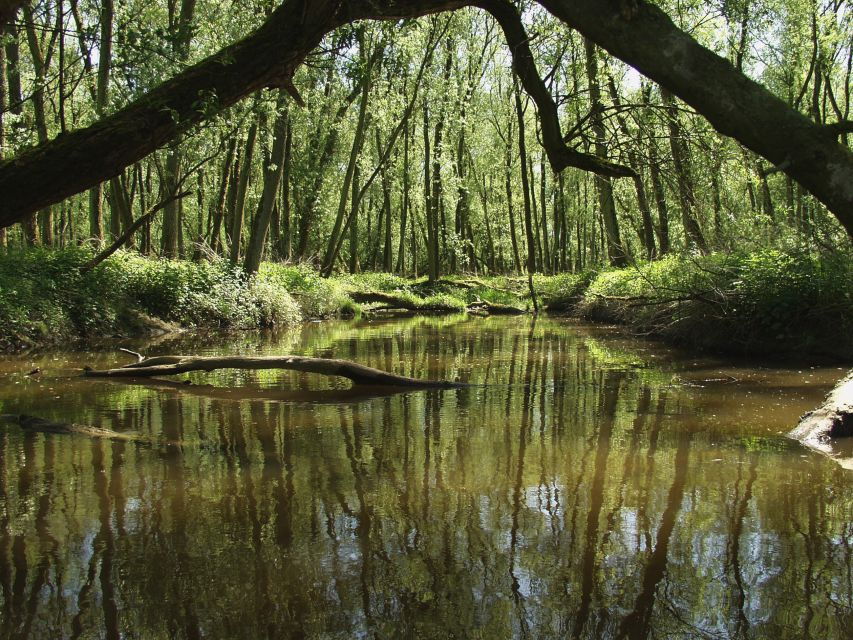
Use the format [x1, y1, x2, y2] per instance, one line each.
[396, 118, 411, 273]
[160, 149, 183, 257]
[584, 38, 626, 267]
[608, 75, 655, 259]
[208, 137, 237, 253]
[660, 88, 708, 252]
[83, 354, 465, 388]
[86, 0, 114, 245]
[245, 92, 289, 274]
[504, 135, 522, 273]
[0, 26, 5, 248]
[229, 113, 260, 264]
[322, 33, 377, 274]
[788, 371, 853, 470]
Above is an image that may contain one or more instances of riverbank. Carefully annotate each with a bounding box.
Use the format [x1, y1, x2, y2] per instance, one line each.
[1, 247, 850, 360]
[559, 250, 853, 361]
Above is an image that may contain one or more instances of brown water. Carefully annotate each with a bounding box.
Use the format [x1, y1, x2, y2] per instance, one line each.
[0, 315, 850, 639]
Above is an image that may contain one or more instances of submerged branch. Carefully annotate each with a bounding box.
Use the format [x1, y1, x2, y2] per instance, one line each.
[1, 414, 145, 442]
[82, 354, 465, 387]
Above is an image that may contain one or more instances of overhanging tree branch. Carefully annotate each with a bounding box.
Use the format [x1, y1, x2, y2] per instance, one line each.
[537, 0, 853, 237]
[1, 0, 852, 238]
[477, 0, 635, 178]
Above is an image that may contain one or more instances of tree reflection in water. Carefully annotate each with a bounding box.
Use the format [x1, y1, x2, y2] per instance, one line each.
[0, 316, 850, 638]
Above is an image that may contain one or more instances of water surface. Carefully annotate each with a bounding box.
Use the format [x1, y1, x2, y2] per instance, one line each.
[0, 316, 850, 639]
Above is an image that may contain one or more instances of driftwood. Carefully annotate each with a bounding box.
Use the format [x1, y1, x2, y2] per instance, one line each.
[83, 354, 463, 387]
[350, 290, 525, 316]
[788, 370, 853, 469]
[1, 414, 144, 442]
[467, 301, 525, 316]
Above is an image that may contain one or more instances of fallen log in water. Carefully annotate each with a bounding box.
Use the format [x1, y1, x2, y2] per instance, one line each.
[348, 290, 525, 316]
[82, 354, 464, 387]
[788, 370, 853, 469]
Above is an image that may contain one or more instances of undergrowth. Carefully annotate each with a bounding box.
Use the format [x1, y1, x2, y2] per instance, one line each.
[1, 246, 848, 359]
[574, 250, 853, 358]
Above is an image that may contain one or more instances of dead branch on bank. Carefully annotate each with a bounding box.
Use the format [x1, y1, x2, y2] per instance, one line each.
[349, 290, 525, 316]
[82, 354, 464, 387]
[79, 191, 192, 272]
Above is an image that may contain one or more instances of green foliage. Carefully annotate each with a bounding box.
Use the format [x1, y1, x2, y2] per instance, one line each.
[258, 263, 354, 318]
[576, 249, 853, 358]
[536, 271, 596, 311]
[0, 247, 122, 349]
[0, 249, 317, 350]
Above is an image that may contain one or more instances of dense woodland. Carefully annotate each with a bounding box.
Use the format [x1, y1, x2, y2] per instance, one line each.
[0, 0, 850, 278]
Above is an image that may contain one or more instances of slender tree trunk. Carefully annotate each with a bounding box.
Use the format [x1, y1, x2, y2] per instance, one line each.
[381, 135, 393, 272]
[86, 0, 114, 245]
[229, 113, 260, 264]
[22, 5, 54, 245]
[505, 138, 522, 273]
[245, 92, 289, 274]
[423, 103, 438, 281]
[513, 76, 537, 275]
[513, 76, 539, 311]
[584, 38, 626, 266]
[349, 160, 361, 273]
[537, 155, 550, 272]
[396, 118, 411, 273]
[660, 87, 708, 252]
[322, 32, 379, 274]
[0, 27, 6, 248]
[278, 122, 293, 261]
[711, 161, 723, 243]
[161, 150, 183, 257]
[647, 139, 670, 255]
[159, 0, 197, 259]
[608, 76, 655, 259]
[209, 137, 237, 253]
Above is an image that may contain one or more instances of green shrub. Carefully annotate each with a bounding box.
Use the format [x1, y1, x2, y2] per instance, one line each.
[0, 249, 313, 350]
[258, 263, 353, 318]
[577, 250, 853, 357]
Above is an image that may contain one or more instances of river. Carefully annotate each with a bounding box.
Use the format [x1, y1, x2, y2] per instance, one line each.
[0, 315, 850, 639]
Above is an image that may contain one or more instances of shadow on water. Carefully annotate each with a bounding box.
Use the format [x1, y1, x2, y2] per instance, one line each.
[0, 315, 851, 638]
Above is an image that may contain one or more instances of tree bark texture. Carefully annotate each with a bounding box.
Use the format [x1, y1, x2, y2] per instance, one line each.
[0, 0, 26, 28]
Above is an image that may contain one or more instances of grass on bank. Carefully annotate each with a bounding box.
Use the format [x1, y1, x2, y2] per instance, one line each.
[570, 250, 853, 358]
[0, 246, 849, 358]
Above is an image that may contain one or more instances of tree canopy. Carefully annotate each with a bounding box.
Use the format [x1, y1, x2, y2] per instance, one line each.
[0, 0, 850, 273]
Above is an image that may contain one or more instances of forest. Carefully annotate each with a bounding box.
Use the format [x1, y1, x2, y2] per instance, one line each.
[0, 0, 850, 356]
[0, 0, 850, 265]
[0, 1, 852, 637]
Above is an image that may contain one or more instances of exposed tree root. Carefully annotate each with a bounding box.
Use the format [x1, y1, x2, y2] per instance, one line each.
[82, 354, 464, 387]
[789, 370, 853, 469]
